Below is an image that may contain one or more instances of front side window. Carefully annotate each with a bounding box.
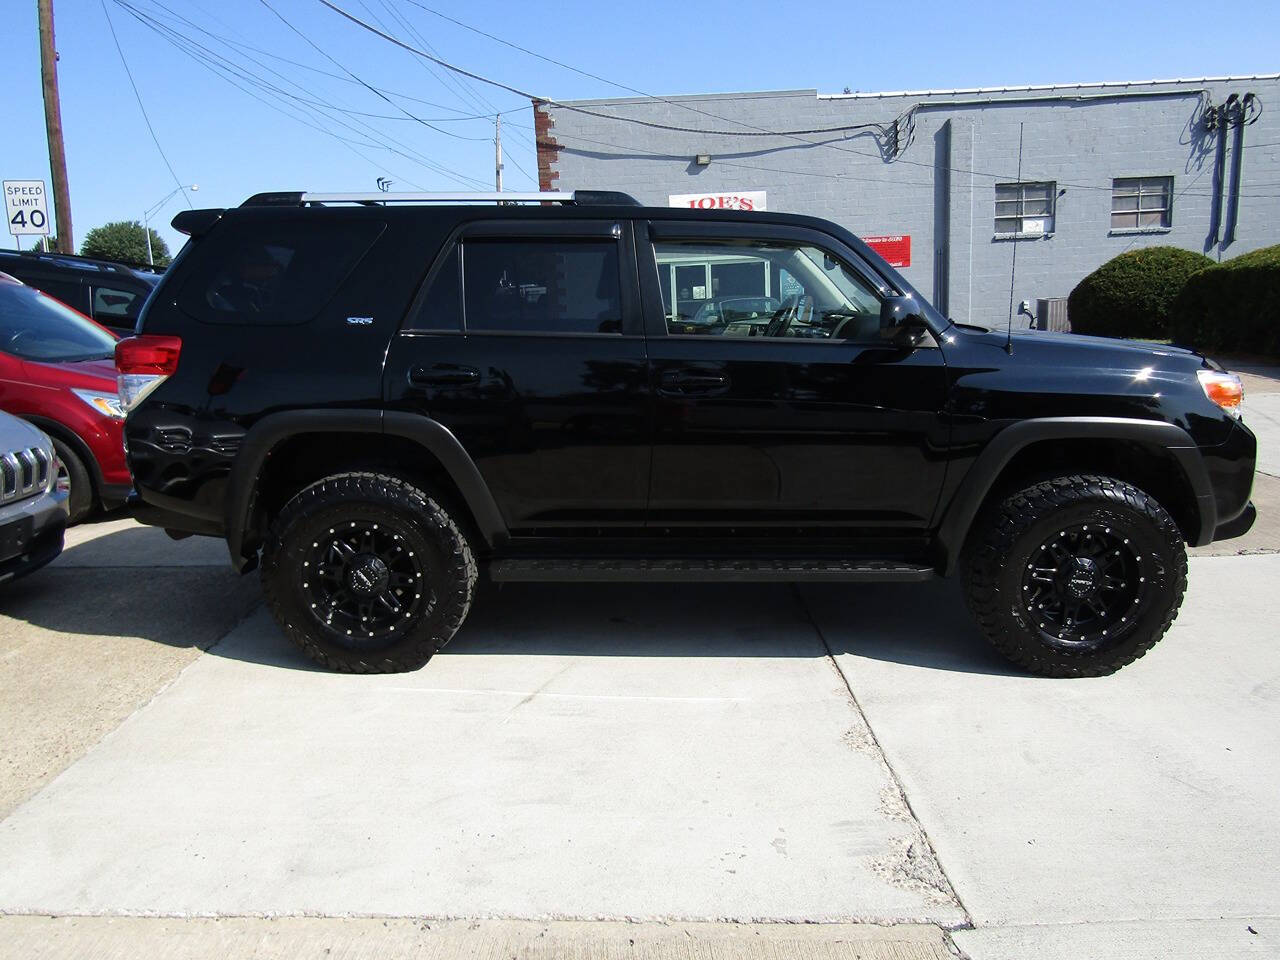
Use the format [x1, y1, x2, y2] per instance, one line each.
[1112, 176, 1172, 229]
[995, 182, 1056, 235]
[0, 282, 116, 362]
[462, 240, 622, 334]
[654, 240, 883, 341]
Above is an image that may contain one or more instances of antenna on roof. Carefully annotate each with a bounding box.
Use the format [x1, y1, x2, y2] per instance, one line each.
[1004, 122, 1024, 355]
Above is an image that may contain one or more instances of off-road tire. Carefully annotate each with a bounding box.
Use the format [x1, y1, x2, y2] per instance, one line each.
[52, 438, 93, 525]
[962, 474, 1187, 677]
[261, 472, 477, 673]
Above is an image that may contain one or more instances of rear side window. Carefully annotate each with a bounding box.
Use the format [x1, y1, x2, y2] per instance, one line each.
[91, 284, 145, 323]
[462, 239, 622, 334]
[178, 219, 384, 325]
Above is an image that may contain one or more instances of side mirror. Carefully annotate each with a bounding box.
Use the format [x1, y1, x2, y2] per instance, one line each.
[879, 296, 931, 348]
[880, 295, 921, 332]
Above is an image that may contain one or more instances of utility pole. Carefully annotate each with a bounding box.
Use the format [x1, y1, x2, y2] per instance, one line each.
[494, 114, 503, 192]
[38, 0, 73, 253]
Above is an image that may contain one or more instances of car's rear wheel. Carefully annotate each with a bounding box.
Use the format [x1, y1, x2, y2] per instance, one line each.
[51, 438, 93, 525]
[962, 474, 1187, 677]
[261, 472, 477, 673]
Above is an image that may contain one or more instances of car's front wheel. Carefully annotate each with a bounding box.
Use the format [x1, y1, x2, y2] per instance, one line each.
[261, 472, 477, 673]
[962, 474, 1187, 677]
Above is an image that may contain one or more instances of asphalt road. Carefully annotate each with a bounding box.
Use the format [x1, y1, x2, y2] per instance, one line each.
[0, 366, 1276, 958]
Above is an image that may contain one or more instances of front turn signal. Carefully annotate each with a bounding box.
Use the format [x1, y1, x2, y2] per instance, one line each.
[1197, 369, 1244, 419]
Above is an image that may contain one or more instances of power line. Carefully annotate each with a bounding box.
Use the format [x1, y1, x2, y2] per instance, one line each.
[258, 0, 492, 142]
[354, 0, 491, 117]
[375, 0, 501, 118]
[315, 0, 890, 139]
[100, 0, 192, 209]
[399, 0, 891, 141]
[141, 0, 527, 119]
[113, 0, 490, 189]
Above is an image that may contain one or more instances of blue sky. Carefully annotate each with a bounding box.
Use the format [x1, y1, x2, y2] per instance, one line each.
[4, 0, 1278, 255]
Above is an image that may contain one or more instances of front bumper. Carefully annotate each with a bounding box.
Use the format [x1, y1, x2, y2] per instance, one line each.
[1213, 500, 1256, 542]
[0, 486, 69, 585]
[1201, 419, 1257, 543]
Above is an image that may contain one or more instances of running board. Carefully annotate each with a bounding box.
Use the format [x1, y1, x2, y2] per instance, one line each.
[488, 558, 937, 583]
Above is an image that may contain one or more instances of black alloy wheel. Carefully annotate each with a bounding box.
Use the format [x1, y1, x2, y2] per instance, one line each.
[1020, 522, 1146, 649]
[302, 520, 432, 646]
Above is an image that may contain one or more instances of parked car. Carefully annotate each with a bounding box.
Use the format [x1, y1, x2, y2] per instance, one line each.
[0, 410, 67, 585]
[0, 273, 129, 523]
[118, 189, 1255, 677]
[0, 249, 161, 337]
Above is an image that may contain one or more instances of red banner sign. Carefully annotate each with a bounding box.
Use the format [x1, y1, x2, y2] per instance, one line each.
[862, 235, 911, 268]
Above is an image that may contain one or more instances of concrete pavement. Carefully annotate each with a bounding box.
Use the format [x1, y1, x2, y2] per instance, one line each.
[805, 555, 1280, 957]
[0, 576, 963, 924]
[0, 519, 258, 818]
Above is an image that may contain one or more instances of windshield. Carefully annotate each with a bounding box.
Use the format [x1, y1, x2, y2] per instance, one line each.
[0, 282, 117, 362]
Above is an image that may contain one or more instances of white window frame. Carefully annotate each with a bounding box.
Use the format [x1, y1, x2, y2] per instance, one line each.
[1111, 176, 1173, 230]
[995, 182, 1056, 236]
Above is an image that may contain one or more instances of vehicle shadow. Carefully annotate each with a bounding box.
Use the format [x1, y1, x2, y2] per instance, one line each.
[451, 579, 1018, 677]
[3, 524, 1019, 677]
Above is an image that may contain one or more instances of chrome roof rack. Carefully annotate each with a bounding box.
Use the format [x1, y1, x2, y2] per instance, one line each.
[241, 190, 640, 207]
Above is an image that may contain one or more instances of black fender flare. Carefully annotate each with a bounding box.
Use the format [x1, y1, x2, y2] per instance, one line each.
[937, 416, 1215, 574]
[225, 409, 507, 571]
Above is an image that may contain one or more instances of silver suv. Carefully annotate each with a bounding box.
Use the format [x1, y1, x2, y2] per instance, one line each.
[0, 411, 68, 585]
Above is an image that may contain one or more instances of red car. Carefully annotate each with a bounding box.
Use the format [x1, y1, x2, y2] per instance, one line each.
[0, 272, 129, 523]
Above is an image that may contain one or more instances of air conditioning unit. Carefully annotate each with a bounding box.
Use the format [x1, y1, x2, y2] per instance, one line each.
[1036, 298, 1071, 333]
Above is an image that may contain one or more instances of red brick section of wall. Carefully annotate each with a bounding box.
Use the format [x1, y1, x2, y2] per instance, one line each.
[533, 100, 561, 192]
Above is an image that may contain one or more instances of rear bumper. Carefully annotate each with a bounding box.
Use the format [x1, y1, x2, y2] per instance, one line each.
[0, 486, 69, 585]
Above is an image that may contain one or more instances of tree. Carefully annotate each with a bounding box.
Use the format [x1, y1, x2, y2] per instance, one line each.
[27, 237, 60, 252]
[80, 220, 171, 267]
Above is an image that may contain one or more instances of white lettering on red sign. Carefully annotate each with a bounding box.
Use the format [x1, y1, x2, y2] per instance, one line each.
[862, 234, 912, 268]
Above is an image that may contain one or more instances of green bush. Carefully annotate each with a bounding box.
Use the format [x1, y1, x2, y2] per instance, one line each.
[1170, 244, 1280, 357]
[1068, 246, 1214, 340]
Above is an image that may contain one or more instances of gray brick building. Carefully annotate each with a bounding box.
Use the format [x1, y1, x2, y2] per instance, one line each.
[533, 76, 1279, 328]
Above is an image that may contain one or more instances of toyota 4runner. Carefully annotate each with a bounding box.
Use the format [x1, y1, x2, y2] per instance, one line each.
[117, 190, 1257, 677]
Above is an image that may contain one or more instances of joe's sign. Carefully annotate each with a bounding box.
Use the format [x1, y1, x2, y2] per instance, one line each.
[669, 190, 767, 212]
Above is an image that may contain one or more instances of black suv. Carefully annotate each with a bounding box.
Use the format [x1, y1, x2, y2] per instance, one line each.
[0, 249, 161, 336]
[118, 190, 1257, 677]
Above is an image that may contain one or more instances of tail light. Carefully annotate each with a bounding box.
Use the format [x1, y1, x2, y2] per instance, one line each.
[115, 335, 182, 413]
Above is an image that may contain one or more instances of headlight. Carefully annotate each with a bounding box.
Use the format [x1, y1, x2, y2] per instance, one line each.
[70, 388, 126, 421]
[1197, 369, 1244, 419]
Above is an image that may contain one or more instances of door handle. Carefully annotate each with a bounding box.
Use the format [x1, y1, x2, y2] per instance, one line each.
[658, 369, 730, 395]
[408, 364, 480, 387]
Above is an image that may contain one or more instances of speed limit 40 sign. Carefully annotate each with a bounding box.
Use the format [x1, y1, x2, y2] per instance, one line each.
[4, 180, 51, 236]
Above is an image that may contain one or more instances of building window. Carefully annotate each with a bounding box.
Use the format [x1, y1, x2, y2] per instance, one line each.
[1111, 177, 1172, 229]
[995, 182, 1056, 235]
